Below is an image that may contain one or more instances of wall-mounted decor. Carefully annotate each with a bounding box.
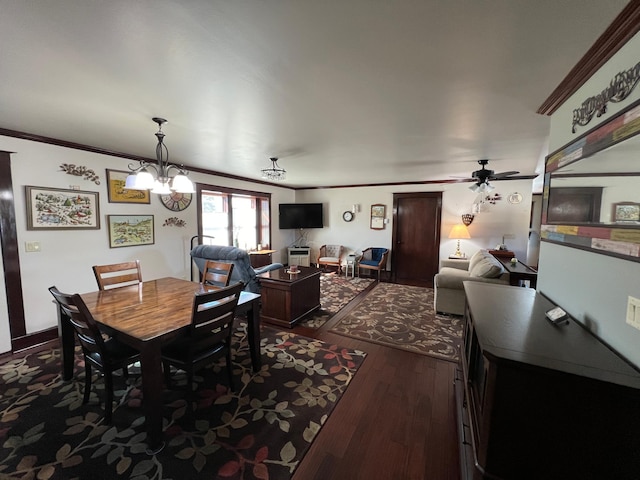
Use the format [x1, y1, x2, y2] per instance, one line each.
[160, 192, 192, 211]
[106, 169, 150, 204]
[461, 214, 475, 226]
[25, 186, 100, 230]
[59, 163, 100, 185]
[542, 97, 640, 262]
[107, 215, 154, 248]
[613, 202, 640, 223]
[370, 204, 385, 230]
[163, 217, 187, 227]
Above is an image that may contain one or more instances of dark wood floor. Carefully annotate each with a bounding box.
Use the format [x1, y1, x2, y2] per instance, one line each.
[290, 282, 461, 480]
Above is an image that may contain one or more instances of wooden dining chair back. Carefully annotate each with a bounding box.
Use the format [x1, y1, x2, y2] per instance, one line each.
[201, 260, 234, 288]
[48, 286, 140, 424]
[92, 260, 142, 290]
[162, 282, 244, 398]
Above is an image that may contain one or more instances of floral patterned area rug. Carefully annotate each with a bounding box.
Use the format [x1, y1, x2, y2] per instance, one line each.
[299, 273, 375, 329]
[0, 324, 366, 479]
[330, 283, 463, 362]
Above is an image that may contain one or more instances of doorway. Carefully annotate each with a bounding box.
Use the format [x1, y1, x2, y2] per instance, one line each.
[391, 192, 442, 287]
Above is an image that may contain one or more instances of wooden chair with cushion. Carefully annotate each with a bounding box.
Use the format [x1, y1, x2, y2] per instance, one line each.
[201, 260, 234, 288]
[162, 282, 244, 402]
[317, 245, 344, 273]
[92, 260, 142, 290]
[357, 247, 389, 281]
[48, 286, 140, 424]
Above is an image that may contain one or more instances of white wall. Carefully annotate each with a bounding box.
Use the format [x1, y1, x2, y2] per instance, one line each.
[295, 179, 534, 265]
[539, 31, 640, 365]
[0, 135, 295, 350]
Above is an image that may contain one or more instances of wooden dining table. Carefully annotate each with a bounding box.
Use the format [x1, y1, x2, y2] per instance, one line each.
[56, 277, 261, 453]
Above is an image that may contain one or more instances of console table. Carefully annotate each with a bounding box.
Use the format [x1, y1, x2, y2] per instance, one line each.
[492, 255, 538, 288]
[456, 282, 640, 480]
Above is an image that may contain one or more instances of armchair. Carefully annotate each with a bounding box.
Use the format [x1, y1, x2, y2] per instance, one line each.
[357, 247, 389, 281]
[318, 245, 343, 272]
[190, 245, 283, 293]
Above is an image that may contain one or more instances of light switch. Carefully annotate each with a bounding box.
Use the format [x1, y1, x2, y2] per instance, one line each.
[25, 241, 41, 252]
[626, 296, 640, 331]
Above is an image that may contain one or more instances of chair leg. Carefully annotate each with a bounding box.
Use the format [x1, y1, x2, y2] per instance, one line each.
[163, 361, 172, 387]
[83, 362, 92, 404]
[104, 370, 114, 424]
[225, 349, 234, 392]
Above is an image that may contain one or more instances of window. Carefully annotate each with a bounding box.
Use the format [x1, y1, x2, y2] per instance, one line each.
[197, 184, 271, 250]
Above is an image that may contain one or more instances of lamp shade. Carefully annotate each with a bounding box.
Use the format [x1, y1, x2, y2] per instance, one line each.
[449, 224, 471, 239]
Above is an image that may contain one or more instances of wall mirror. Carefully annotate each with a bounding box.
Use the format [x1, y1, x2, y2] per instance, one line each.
[542, 98, 640, 262]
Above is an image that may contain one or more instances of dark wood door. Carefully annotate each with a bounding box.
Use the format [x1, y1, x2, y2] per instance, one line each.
[391, 192, 442, 287]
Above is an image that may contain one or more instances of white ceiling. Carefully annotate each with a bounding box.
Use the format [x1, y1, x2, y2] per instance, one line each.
[0, 1, 630, 188]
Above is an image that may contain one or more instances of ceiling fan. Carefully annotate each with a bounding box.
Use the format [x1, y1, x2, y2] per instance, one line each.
[467, 159, 519, 192]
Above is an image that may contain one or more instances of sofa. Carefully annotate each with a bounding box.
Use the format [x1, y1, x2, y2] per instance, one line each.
[433, 250, 510, 315]
[190, 245, 283, 293]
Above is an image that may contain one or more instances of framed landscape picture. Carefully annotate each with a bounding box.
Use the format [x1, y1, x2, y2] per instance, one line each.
[612, 202, 640, 223]
[106, 169, 151, 204]
[25, 186, 100, 230]
[108, 215, 155, 248]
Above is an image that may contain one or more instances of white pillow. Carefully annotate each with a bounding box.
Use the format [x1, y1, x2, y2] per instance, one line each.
[469, 258, 504, 278]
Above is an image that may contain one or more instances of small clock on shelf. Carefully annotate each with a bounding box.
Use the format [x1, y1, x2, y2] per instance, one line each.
[160, 192, 192, 212]
[342, 211, 354, 222]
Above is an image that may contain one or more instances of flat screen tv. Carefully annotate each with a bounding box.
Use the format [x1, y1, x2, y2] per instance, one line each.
[278, 203, 324, 229]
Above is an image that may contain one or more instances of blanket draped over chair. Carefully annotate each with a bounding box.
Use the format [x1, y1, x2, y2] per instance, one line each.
[190, 245, 283, 293]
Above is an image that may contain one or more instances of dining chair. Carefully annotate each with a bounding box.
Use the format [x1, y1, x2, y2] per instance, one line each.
[48, 286, 140, 424]
[92, 260, 142, 290]
[162, 282, 244, 402]
[201, 260, 234, 287]
[318, 245, 344, 273]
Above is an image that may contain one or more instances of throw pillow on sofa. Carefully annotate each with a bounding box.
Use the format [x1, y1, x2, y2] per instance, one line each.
[469, 255, 504, 278]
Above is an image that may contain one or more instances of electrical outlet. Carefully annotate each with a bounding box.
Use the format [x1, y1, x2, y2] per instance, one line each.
[626, 296, 640, 331]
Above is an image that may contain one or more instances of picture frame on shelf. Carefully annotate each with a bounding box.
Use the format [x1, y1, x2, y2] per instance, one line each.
[25, 185, 100, 230]
[107, 215, 154, 248]
[370, 204, 385, 230]
[612, 202, 640, 223]
[106, 169, 151, 204]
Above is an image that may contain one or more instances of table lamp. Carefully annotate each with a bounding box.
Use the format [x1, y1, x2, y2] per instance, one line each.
[449, 224, 471, 258]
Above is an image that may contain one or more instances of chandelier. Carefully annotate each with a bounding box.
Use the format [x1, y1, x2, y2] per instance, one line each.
[261, 157, 286, 181]
[125, 117, 195, 194]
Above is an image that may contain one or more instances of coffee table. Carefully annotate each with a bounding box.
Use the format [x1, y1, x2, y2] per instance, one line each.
[258, 266, 321, 327]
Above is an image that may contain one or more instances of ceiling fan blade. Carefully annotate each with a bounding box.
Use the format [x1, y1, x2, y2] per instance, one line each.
[490, 170, 520, 178]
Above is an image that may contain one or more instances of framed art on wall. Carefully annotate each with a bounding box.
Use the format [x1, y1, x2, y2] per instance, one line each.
[370, 204, 386, 230]
[613, 202, 640, 223]
[106, 169, 151, 204]
[25, 186, 100, 230]
[107, 215, 154, 248]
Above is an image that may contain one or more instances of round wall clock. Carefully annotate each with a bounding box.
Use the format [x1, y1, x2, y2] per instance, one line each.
[342, 211, 354, 222]
[160, 192, 193, 211]
[507, 192, 523, 204]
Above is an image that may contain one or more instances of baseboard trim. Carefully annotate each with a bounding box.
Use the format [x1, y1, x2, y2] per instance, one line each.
[11, 327, 59, 354]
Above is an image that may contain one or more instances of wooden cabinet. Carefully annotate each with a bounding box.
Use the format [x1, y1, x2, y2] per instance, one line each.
[248, 249, 276, 268]
[287, 247, 310, 267]
[456, 283, 640, 480]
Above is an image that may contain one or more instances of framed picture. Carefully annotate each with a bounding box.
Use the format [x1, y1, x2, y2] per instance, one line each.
[370, 204, 386, 230]
[612, 202, 640, 222]
[25, 186, 100, 230]
[108, 215, 155, 248]
[106, 169, 151, 204]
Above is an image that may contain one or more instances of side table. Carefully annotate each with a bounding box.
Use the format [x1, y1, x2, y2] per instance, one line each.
[343, 254, 357, 278]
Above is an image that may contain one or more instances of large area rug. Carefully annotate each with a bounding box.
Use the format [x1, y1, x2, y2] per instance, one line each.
[0, 324, 366, 479]
[299, 273, 374, 329]
[330, 283, 463, 362]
